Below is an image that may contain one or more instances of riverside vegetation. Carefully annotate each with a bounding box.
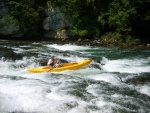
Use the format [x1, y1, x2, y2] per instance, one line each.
[0, 0, 149, 47]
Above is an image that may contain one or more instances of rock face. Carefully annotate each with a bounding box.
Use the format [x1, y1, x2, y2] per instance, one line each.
[43, 2, 72, 39]
[0, 1, 72, 39]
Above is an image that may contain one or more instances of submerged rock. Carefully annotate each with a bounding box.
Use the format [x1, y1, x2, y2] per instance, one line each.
[124, 73, 150, 85]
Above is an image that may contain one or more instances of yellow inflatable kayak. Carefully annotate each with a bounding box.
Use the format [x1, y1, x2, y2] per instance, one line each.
[27, 59, 91, 73]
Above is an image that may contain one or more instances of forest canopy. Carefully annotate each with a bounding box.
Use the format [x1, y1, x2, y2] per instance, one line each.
[1, 0, 150, 44]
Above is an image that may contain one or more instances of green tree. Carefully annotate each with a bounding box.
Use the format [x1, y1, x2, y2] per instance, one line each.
[131, 0, 150, 43]
[69, 0, 99, 37]
[7, 0, 149, 43]
[0, 15, 19, 33]
[99, 0, 136, 35]
[9, 0, 45, 35]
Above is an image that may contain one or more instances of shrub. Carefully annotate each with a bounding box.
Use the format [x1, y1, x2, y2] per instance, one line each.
[125, 36, 141, 46]
[100, 32, 123, 45]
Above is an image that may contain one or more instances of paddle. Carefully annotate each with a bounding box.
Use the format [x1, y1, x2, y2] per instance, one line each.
[48, 68, 52, 72]
[43, 66, 53, 72]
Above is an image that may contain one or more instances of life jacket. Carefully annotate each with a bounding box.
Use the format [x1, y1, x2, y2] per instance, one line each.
[51, 59, 55, 65]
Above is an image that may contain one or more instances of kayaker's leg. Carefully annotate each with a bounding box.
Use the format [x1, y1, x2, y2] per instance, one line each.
[55, 63, 63, 67]
[50, 64, 55, 68]
[47, 64, 53, 69]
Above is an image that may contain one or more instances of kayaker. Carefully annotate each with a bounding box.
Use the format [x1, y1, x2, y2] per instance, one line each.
[47, 56, 62, 68]
[47, 55, 56, 68]
[55, 60, 62, 67]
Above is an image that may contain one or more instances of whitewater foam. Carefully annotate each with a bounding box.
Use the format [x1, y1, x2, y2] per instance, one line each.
[138, 85, 150, 96]
[45, 44, 91, 51]
[101, 58, 150, 73]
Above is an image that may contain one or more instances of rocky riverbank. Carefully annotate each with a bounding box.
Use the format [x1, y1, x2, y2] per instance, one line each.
[0, 35, 149, 49]
[60, 38, 150, 49]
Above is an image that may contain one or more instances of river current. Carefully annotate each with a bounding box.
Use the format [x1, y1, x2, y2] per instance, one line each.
[0, 40, 150, 113]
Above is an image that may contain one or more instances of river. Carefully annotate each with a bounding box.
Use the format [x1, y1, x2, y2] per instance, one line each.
[0, 40, 150, 113]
